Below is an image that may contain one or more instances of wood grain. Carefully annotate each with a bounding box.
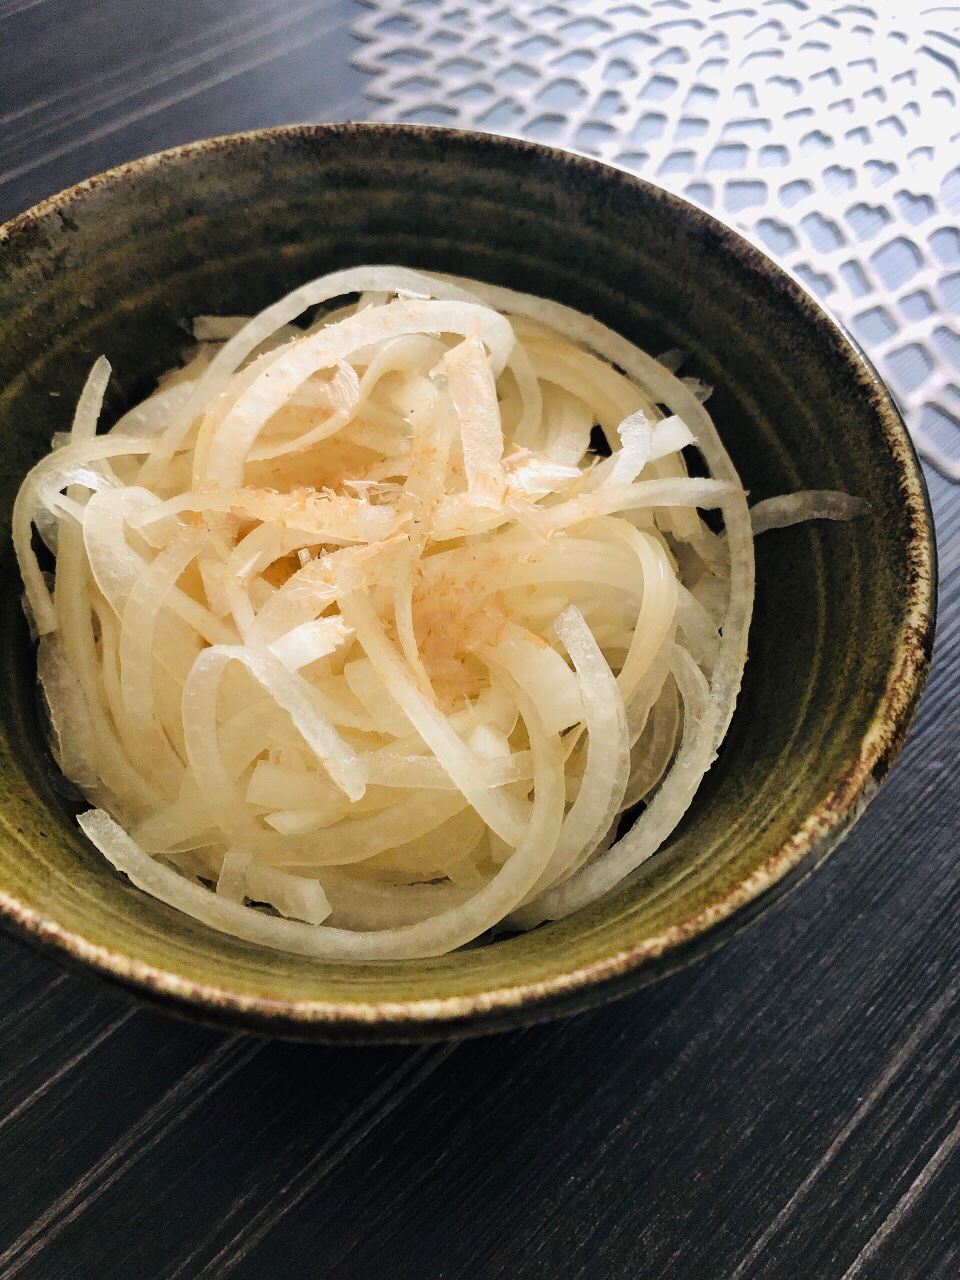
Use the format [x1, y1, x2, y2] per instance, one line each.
[0, 4, 957, 1276]
[0, 0, 367, 220]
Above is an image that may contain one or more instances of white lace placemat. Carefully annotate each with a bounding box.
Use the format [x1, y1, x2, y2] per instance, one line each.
[353, 0, 960, 481]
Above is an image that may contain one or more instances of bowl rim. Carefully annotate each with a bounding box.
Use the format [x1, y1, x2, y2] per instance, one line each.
[0, 121, 937, 1041]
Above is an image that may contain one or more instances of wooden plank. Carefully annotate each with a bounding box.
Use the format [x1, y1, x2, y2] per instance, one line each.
[0, 0, 367, 220]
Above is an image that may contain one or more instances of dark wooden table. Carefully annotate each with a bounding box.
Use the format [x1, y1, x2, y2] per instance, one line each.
[1, 4, 958, 1277]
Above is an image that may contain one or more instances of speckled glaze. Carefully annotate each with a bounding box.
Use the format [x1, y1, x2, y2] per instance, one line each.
[0, 125, 935, 1043]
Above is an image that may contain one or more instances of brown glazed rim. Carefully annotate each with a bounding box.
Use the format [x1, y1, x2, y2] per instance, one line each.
[0, 124, 936, 1038]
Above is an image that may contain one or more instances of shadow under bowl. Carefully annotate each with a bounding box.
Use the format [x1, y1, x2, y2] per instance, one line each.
[0, 124, 935, 1042]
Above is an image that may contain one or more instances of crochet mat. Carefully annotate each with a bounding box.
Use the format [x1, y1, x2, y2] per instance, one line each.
[353, 0, 960, 481]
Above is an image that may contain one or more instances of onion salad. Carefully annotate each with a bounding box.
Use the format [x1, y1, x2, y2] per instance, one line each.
[14, 266, 862, 960]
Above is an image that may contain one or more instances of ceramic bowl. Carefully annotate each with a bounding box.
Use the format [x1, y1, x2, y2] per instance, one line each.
[0, 124, 935, 1042]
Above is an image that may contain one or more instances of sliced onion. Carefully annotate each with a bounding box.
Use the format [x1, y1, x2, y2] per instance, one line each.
[339, 592, 527, 847]
[78, 677, 562, 958]
[518, 643, 711, 924]
[16, 266, 860, 959]
[70, 356, 111, 442]
[480, 623, 583, 736]
[268, 617, 352, 671]
[609, 411, 653, 485]
[182, 645, 365, 805]
[510, 604, 628, 902]
[440, 333, 506, 507]
[750, 490, 866, 535]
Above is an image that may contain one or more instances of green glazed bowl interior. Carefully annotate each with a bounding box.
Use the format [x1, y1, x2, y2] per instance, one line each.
[0, 125, 934, 1042]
